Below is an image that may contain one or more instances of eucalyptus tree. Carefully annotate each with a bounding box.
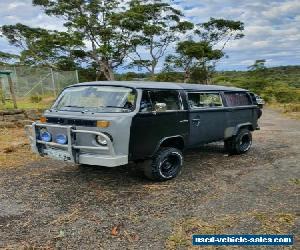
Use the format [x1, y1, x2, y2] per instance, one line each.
[165, 18, 244, 83]
[1, 23, 84, 70]
[0, 51, 20, 65]
[33, 0, 135, 80]
[121, 0, 194, 77]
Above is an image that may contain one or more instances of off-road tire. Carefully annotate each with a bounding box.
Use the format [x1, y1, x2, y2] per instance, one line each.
[224, 128, 252, 155]
[143, 147, 183, 181]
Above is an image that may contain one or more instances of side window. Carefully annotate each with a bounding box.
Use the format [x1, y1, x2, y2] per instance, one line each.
[224, 92, 251, 106]
[188, 92, 223, 109]
[140, 91, 153, 112]
[150, 90, 182, 111]
[139, 90, 182, 112]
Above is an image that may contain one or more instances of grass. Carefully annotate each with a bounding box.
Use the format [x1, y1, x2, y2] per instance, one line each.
[0, 127, 39, 168]
[0, 96, 54, 110]
[166, 212, 296, 249]
[268, 102, 300, 119]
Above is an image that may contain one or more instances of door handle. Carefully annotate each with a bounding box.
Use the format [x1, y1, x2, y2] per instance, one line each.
[192, 118, 201, 127]
[179, 120, 189, 123]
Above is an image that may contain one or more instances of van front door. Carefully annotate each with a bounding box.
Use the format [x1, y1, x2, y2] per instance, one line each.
[187, 92, 226, 146]
[130, 89, 189, 160]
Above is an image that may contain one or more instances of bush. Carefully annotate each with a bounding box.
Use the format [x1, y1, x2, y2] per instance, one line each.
[30, 95, 42, 103]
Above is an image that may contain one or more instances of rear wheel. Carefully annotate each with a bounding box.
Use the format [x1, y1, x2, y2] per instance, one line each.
[143, 147, 183, 181]
[225, 128, 252, 155]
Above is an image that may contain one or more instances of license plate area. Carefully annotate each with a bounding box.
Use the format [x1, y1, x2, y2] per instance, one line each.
[44, 148, 72, 161]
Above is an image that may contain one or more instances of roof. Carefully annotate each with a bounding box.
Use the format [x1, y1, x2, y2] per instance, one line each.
[70, 81, 247, 92]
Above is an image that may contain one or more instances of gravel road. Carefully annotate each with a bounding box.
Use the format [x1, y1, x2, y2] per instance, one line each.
[0, 108, 299, 249]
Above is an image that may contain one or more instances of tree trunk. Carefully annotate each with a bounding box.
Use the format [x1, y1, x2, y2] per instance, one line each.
[0, 78, 5, 104]
[7, 74, 17, 109]
[149, 61, 157, 80]
[184, 70, 190, 83]
[100, 60, 115, 81]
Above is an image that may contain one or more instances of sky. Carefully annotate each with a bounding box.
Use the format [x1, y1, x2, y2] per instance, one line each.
[0, 0, 300, 71]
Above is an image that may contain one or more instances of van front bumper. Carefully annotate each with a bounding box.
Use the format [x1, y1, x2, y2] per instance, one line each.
[25, 122, 128, 167]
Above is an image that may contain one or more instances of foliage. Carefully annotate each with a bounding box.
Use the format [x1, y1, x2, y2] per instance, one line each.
[165, 18, 244, 83]
[33, 0, 135, 80]
[213, 65, 300, 104]
[123, 0, 194, 77]
[1, 23, 84, 70]
[0, 51, 20, 65]
[248, 59, 267, 71]
[30, 95, 42, 103]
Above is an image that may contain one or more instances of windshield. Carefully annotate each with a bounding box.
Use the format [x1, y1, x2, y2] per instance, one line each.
[53, 86, 136, 113]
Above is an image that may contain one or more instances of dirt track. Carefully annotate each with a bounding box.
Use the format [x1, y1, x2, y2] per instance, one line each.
[0, 109, 299, 249]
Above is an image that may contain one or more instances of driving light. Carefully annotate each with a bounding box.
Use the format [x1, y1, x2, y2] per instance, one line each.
[96, 134, 108, 146]
[96, 120, 110, 128]
[41, 131, 52, 142]
[56, 134, 68, 145]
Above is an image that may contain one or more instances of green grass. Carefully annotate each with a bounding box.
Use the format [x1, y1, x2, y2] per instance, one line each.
[0, 96, 54, 110]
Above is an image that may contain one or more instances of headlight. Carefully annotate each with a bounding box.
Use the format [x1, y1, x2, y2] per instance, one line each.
[41, 131, 52, 142]
[96, 134, 108, 146]
[56, 134, 68, 144]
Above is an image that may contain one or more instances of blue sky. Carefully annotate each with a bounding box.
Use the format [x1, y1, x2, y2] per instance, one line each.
[0, 0, 300, 71]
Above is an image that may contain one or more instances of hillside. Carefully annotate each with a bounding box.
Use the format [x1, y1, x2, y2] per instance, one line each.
[214, 65, 300, 88]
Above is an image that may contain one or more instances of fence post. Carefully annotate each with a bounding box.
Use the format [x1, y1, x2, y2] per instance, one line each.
[7, 73, 17, 109]
[0, 77, 5, 104]
[75, 70, 79, 83]
[50, 68, 57, 97]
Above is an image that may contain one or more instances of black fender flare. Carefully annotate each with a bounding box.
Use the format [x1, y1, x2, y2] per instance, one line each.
[153, 135, 185, 156]
[225, 122, 254, 139]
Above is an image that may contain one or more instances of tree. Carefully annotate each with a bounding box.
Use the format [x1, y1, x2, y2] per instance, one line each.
[0, 51, 19, 65]
[165, 40, 223, 83]
[33, 0, 135, 80]
[165, 18, 244, 83]
[122, 0, 194, 77]
[248, 59, 267, 71]
[1, 23, 84, 70]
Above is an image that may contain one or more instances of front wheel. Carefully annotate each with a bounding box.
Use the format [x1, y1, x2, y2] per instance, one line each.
[143, 147, 183, 181]
[225, 128, 252, 155]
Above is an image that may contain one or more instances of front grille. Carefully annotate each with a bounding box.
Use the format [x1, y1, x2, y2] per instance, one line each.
[46, 117, 96, 127]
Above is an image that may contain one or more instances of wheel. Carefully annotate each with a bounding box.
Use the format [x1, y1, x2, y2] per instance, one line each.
[143, 147, 183, 181]
[224, 128, 252, 155]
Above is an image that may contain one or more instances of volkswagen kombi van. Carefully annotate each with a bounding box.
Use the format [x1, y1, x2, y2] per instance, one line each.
[25, 81, 262, 181]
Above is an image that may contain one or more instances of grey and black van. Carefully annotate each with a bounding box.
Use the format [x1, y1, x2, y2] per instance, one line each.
[25, 81, 262, 181]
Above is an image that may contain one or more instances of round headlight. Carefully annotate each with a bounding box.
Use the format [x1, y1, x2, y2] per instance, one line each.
[96, 134, 108, 146]
[56, 134, 68, 145]
[41, 131, 52, 142]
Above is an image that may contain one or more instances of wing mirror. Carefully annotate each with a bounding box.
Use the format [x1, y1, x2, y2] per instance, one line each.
[154, 102, 167, 112]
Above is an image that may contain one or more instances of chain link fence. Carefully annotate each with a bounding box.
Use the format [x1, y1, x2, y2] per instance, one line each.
[0, 65, 79, 100]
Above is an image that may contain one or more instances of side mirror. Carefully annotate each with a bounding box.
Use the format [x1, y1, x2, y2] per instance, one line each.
[154, 102, 167, 112]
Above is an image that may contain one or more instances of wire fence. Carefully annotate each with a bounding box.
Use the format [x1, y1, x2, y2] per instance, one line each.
[0, 65, 79, 100]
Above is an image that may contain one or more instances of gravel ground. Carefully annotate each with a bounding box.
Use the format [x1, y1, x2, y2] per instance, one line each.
[0, 108, 299, 249]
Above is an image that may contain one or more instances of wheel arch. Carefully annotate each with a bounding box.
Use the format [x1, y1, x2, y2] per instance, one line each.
[233, 122, 254, 135]
[225, 122, 254, 139]
[154, 135, 185, 154]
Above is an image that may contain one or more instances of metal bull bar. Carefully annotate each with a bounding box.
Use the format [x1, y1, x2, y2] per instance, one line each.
[25, 122, 115, 163]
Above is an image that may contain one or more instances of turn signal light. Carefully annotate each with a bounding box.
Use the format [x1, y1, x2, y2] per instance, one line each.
[97, 120, 110, 128]
[40, 116, 47, 123]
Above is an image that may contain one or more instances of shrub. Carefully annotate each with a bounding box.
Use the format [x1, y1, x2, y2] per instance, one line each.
[30, 95, 42, 103]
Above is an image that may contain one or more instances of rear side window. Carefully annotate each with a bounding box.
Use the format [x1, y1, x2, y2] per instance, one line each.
[140, 90, 182, 112]
[188, 92, 223, 109]
[224, 92, 251, 106]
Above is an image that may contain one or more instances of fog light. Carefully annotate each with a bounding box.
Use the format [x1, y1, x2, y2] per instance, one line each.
[56, 134, 68, 144]
[41, 131, 52, 142]
[96, 134, 108, 146]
